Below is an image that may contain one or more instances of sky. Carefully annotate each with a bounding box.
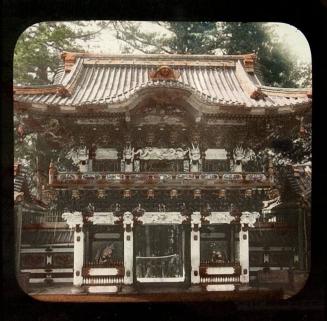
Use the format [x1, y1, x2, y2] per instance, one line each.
[76, 21, 311, 64]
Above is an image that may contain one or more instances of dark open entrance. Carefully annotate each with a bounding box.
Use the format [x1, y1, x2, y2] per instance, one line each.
[134, 224, 190, 286]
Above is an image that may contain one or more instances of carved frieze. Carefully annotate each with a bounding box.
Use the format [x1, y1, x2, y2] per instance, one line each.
[205, 212, 235, 225]
[136, 212, 186, 225]
[87, 212, 119, 225]
[136, 147, 188, 160]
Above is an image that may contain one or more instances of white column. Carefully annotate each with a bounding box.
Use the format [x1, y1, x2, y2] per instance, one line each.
[74, 225, 84, 286]
[239, 211, 260, 284]
[191, 212, 201, 284]
[123, 212, 133, 284]
[62, 212, 84, 287]
[239, 226, 249, 283]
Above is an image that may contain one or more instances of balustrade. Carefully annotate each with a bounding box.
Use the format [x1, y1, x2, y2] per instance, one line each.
[200, 275, 240, 284]
[51, 171, 269, 188]
[83, 276, 124, 285]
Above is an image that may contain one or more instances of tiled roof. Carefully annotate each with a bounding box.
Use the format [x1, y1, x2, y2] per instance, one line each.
[14, 162, 47, 209]
[14, 53, 311, 112]
[287, 164, 311, 205]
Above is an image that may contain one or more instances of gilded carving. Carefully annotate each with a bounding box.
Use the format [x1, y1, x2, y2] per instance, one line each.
[240, 212, 260, 227]
[149, 66, 180, 81]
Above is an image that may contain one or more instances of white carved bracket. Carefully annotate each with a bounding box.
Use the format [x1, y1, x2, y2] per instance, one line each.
[123, 211, 134, 228]
[137, 212, 186, 225]
[206, 212, 235, 224]
[240, 211, 260, 227]
[62, 211, 83, 228]
[87, 212, 119, 225]
[191, 211, 202, 228]
[262, 196, 281, 214]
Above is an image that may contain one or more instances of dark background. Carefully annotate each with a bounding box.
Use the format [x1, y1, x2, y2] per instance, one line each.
[1, 0, 325, 320]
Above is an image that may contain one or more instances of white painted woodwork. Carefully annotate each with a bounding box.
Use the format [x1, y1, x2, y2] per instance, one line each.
[137, 212, 186, 225]
[87, 212, 118, 225]
[239, 228, 249, 283]
[200, 276, 240, 283]
[204, 149, 227, 160]
[87, 286, 118, 293]
[206, 267, 235, 275]
[206, 284, 235, 291]
[207, 212, 235, 224]
[95, 148, 118, 160]
[240, 212, 260, 227]
[61, 212, 84, 286]
[123, 212, 133, 285]
[190, 212, 201, 284]
[73, 227, 84, 286]
[137, 277, 185, 283]
[62, 211, 83, 229]
[87, 268, 119, 276]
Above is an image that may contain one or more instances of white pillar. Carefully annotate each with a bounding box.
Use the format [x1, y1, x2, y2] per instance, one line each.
[239, 211, 260, 283]
[239, 225, 249, 283]
[191, 212, 201, 284]
[74, 225, 84, 286]
[62, 212, 84, 287]
[123, 212, 133, 284]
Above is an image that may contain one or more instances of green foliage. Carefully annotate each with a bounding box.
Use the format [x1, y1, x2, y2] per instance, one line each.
[113, 21, 311, 88]
[113, 21, 222, 54]
[14, 21, 108, 85]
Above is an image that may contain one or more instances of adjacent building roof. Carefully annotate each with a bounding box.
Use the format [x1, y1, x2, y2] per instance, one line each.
[287, 164, 312, 206]
[14, 162, 47, 211]
[14, 52, 311, 115]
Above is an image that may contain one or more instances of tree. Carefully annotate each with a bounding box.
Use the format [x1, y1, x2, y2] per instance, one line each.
[113, 21, 222, 54]
[112, 21, 311, 88]
[14, 21, 108, 85]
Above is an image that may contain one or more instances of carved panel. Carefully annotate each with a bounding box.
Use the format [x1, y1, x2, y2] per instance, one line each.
[52, 253, 74, 268]
[87, 212, 119, 225]
[137, 212, 186, 225]
[136, 147, 188, 160]
[21, 254, 46, 268]
[205, 212, 235, 225]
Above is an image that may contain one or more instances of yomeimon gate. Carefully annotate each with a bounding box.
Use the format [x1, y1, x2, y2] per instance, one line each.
[14, 52, 311, 295]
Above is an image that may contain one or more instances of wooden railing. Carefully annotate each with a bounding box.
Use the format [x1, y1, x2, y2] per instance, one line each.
[83, 260, 124, 268]
[22, 210, 65, 225]
[200, 261, 239, 267]
[50, 171, 270, 188]
[83, 276, 124, 285]
[200, 275, 240, 284]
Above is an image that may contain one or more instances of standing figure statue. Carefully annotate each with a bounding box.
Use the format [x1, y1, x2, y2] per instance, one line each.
[233, 146, 245, 172]
[123, 143, 140, 172]
[189, 143, 201, 172]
